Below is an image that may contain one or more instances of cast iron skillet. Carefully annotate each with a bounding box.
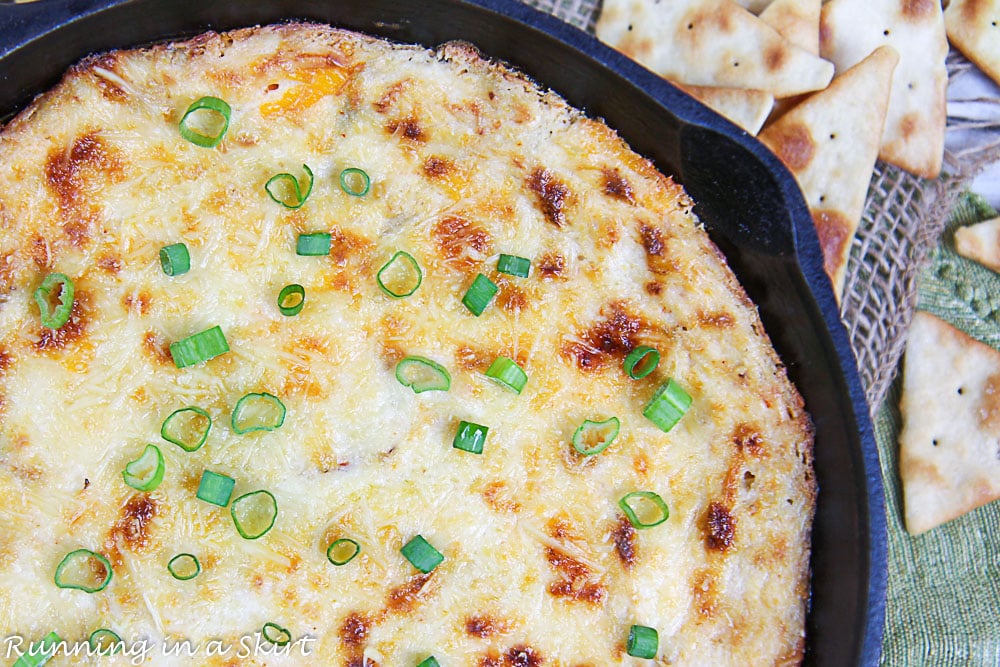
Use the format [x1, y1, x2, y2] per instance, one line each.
[0, 1, 886, 664]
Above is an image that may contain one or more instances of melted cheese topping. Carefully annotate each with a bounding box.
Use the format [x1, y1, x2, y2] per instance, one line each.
[0, 24, 814, 666]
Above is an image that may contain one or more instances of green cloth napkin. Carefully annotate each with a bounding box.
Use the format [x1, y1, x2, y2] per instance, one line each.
[877, 192, 1000, 666]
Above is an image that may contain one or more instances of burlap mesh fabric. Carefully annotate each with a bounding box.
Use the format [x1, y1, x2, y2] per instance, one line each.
[522, 0, 1000, 411]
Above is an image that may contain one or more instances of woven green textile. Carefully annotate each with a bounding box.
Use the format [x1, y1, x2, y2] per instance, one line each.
[877, 192, 1000, 667]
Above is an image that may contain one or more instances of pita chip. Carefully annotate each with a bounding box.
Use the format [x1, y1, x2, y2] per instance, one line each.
[954, 216, 1000, 273]
[820, 0, 948, 179]
[899, 311, 1000, 535]
[596, 0, 834, 97]
[674, 83, 775, 134]
[731, 0, 774, 15]
[759, 0, 821, 56]
[945, 0, 1000, 87]
[759, 46, 898, 298]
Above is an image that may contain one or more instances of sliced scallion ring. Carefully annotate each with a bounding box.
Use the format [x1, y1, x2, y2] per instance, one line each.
[161, 406, 211, 452]
[395, 356, 451, 393]
[54, 549, 112, 593]
[88, 629, 122, 656]
[326, 538, 361, 566]
[572, 417, 620, 456]
[231, 490, 278, 539]
[277, 284, 306, 317]
[627, 624, 659, 659]
[453, 420, 488, 455]
[377, 251, 422, 298]
[643, 378, 691, 433]
[231, 392, 286, 434]
[619, 491, 670, 529]
[262, 622, 291, 647]
[159, 243, 191, 276]
[196, 470, 235, 507]
[624, 345, 660, 380]
[13, 632, 61, 667]
[122, 444, 165, 492]
[33, 272, 74, 329]
[416, 658, 441, 667]
[484, 356, 527, 394]
[400, 534, 444, 573]
[296, 232, 331, 256]
[497, 253, 530, 278]
[170, 325, 230, 369]
[178, 96, 231, 148]
[339, 167, 371, 197]
[265, 164, 314, 209]
[167, 553, 201, 581]
[461, 273, 498, 316]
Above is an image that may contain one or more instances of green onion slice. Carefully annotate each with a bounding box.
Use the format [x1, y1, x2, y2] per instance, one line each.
[196, 470, 235, 507]
[643, 378, 692, 433]
[167, 553, 201, 581]
[33, 272, 75, 329]
[296, 232, 331, 256]
[339, 167, 371, 197]
[231, 392, 286, 434]
[122, 444, 165, 492]
[484, 356, 527, 394]
[179, 96, 231, 148]
[497, 254, 530, 278]
[377, 251, 422, 298]
[277, 284, 306, 317]
[88, 629, 122, 656]
[326, 538, 361, 566]
[400, 534, 444, 573]
[170, 325, 230, 369]
[262, 622, 291, 647]
[395, 356, 451, 393]
[453, 420, 488, 455]
[627, 624, 659, 659]
[161, 406, 211, 452]
[619, 491, 670, 529]
[572, 416, 620, 456]
[12, 632, 61, 667]
[624, 345, 660, 380]
[54, 549, 112, 593]
[416, 658, 441, 667]
[461, 273, 498, 316]
[159, 243, 191, 276]
[266, 164, 314, 209]
[231, 490, 278, 539]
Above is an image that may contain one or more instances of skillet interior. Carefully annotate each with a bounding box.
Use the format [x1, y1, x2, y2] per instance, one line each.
[0, 1, 887, 664]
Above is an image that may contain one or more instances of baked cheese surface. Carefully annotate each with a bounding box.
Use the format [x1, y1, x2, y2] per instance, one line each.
[0, 24, 814, 666]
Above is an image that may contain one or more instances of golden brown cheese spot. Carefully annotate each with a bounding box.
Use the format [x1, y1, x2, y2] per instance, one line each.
[902, 0, 935, 19]
[106, 494, 158, 555]
[639, 223, 664, 256]
[692, 568, 719, 619]
[433, 216, 493, 269]
[527, 168, 569, 227]
[0, 348, 11, 376]
[482, 480, 521, 513]
[601, 167, 635, 204]
[645, 281, 663, 296]
[374, 80, 408, 113]
[733, 423, 766, 457]
[423, 155, 453, 178]
[812, 209, 853, 280]
[697, 311, 735, 329]
[455, 344, 494, 372]
[96, 254, 122, 275]
[536, 252, 566, 280]
[562, 303, 642, 372]
[347, 659, 379, 667]
[479, 653, 503, 667]
[88, 56, 129, 103]
[386, 116, 427, 143]
[495, 277, 528, 313]
[30, 236, 51, 270]
[612, 515, 638, 569]
[142, 331, 174, 366]
[545, 547, 606, 604]
[123, 291, 151, 316]
[45, 132, 125, 247]
[35, 292, 89, 353]
[705, 501, 736, 551]
[465, 615, 508, 638]
[386, 572, 433, 614]
[327, 227, 375, 291]
[505, 646, 544, 667]
[767, 122, 815, 172]
[339, 612, 371, 648]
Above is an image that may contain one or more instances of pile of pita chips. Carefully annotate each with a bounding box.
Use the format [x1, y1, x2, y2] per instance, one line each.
[945, 0, 1000, 87]
[820, 0, 948, 179]
[899, 312, 1000, 535]
[759, 46, 898, 297]
[954, 216, 1000, 273]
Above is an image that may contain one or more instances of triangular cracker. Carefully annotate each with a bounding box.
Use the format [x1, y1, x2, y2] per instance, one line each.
[596, 0, 834, 97]
[731, 0, 775, 14]
[899, 312, 1000, 535]
[945, 0, 1000, 87]
[954, 216, 1000, 273]
[759, 0, 821, 56]
[820, 0, 948, 178]
[674, 83, 775, 135]
[759, 46, 898, 298]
